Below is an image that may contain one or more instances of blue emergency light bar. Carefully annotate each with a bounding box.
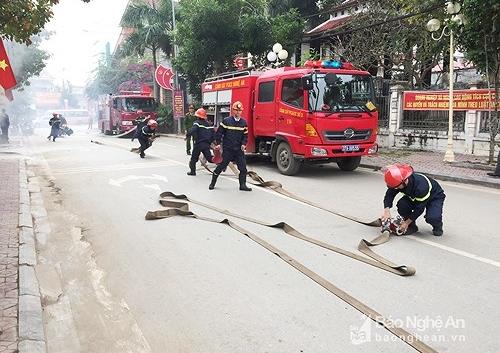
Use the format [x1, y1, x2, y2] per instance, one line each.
[303, 60, 355, 70]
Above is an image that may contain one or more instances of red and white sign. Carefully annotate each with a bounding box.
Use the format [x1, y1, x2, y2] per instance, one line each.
[234, 57, 245, 70]
[155, 64, 174, 90]
[403, 89, 497, 111]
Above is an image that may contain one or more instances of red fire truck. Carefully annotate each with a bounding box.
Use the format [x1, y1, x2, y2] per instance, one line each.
[202, 60, 379, 175]
[98, 91, 157, 135]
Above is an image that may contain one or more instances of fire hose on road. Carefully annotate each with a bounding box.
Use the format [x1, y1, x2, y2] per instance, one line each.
[144, 174, 441, 353]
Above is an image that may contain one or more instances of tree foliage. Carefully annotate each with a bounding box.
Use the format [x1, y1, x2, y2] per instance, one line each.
[457, 0, 500, 161]
[119, 0, 173, 100]
[85, 56, 155, 101]
[175, 0, 305, 100]
[336, 0, 444, 89]
[0, 0, 90, 45]
[4, 35, 50, 89]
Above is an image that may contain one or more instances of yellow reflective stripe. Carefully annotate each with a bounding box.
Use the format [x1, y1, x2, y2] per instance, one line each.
[193, 122, 214, 130]
[402, 173, 432, 202]
[220, 122, 248, 134]
[221, 125, 246, 131]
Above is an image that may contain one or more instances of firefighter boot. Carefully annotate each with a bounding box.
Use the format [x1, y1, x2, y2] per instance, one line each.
[187, 161, 196, 176]
[209, 173, 219, 190]
[404, 221, 418, 235]
[239, 173, 252, 191]
[432, 222, 443, 236]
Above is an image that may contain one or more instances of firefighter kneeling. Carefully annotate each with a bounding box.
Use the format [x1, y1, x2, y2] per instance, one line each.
[209, 101, 252, 191]
[185, 108, 219, 175]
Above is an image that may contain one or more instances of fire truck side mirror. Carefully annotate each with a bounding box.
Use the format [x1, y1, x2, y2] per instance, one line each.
[301, 75, 313, 90]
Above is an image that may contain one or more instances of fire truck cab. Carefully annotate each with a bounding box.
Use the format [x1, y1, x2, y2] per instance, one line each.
[202, 61, 379, 175]
[98, 91, 157, 135]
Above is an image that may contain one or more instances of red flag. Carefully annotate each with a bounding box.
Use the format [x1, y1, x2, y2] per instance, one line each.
[0, 38, 17, 90]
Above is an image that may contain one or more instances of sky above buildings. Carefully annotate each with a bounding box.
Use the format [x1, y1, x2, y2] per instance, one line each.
[40, 0, 130, 87]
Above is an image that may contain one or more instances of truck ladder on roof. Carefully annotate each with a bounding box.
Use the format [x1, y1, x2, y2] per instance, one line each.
[204, 67, 254, 83]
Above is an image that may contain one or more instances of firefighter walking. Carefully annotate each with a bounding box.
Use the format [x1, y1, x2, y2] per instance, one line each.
[209, 101, 252, 191]
[185, 108, 217, 175]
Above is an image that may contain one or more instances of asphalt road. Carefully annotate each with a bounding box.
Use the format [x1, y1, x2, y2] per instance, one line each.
[25, 125, 500, 353]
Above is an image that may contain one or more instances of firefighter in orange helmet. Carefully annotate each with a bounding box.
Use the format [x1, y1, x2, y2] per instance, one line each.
[136, 119, 157, 158]
[381, 164, 446, 236]
[209, 101, 252, 191]
[185, 108, 217, 175]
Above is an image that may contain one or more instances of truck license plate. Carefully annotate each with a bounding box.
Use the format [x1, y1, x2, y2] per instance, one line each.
[342, 145, 360, 152]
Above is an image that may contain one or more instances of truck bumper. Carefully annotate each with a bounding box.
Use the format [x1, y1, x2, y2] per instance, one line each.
[296, 142, 378, 160]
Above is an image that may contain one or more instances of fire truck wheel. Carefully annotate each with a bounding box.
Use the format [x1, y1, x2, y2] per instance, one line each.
[337, 156, 361, 171]
[276, 142, 301, 176]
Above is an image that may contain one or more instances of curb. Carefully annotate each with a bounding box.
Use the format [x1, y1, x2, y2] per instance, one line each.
[18, 158, 47, 353]
[359, 163, 500, 189]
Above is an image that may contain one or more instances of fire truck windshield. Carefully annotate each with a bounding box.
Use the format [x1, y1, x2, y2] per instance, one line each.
[308, 73, 376, 113]
[121, 97, 156, 112]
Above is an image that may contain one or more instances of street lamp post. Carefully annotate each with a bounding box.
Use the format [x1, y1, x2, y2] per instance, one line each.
[267, 43, 288, 67]
[426, 2, 465, 163]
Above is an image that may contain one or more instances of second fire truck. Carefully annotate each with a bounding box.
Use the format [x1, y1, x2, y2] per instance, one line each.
[98, 91, 157, 135]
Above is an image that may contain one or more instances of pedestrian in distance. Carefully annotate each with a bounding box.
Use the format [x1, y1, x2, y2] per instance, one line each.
[186, 108, 218, 176]
[0, 109, 10, 143]
[88, 115, 93, 130]
[131, 109, 148, 142]
[136, 119, 157, 158]
[381, 164, 446, 236]
[184, 104, 196, 155]
[47, 113, 61, 142]
[209, 101, 252, 191]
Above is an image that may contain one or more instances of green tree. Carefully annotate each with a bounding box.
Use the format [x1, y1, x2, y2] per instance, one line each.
[1, 0, 91, 44]
[269, 0, 321, 28]
[3, 35, 50, 89]
[85, 55, 155, 101]
[338, 0, 442, 88]
[119, 0, 173, 101]
[175, 0, 305, 101]
[456, 0, 500, 163]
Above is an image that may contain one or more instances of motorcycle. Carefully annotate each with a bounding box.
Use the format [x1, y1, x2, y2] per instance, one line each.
[59, 124, 74, 136]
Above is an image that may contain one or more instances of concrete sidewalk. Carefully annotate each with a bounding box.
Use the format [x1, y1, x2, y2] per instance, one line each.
[0, 134, 498, 353]
[360, 148, 500, 189]
[1, 139, 45, 353]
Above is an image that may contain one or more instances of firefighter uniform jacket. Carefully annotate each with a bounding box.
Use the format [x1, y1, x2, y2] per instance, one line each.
[133, 116, 148, 138]
[383, 173, 445, 222]
[216, 116, 249, 151]
[139, 125, 156, 140]
[187, 118, 216, 147]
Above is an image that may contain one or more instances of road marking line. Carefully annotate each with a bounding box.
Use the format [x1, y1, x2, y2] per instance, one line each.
[408, 236, 500, 267]
[53, 161, 177, 175]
